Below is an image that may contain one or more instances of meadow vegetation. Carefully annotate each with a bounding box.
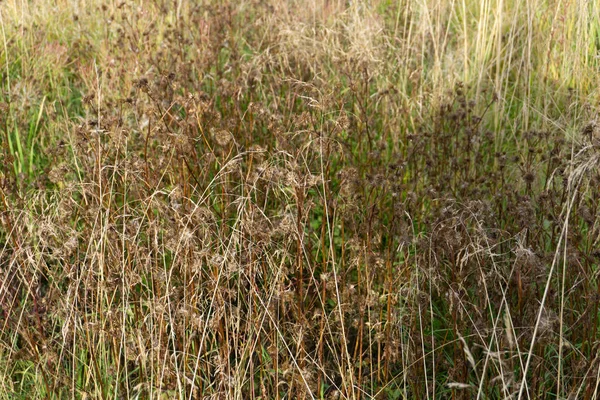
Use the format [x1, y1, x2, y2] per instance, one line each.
[1, 0, 600, 398]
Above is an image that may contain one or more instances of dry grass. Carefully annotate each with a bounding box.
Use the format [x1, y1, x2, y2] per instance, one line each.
[0, 0, 600, 399]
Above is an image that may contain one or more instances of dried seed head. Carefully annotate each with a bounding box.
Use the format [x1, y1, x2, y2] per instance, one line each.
[523, 171, 535, 185]
[213, 129, 233, 147]
[135, 77, 149, 92]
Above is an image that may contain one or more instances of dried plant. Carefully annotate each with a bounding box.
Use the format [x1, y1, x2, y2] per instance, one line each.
[0, 0, 599, 399]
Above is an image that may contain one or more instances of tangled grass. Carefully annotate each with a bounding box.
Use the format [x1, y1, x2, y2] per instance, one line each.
[1, 0, 600, 398]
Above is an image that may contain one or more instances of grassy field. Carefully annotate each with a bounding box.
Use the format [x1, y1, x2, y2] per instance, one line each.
[0, 0, 600, 398]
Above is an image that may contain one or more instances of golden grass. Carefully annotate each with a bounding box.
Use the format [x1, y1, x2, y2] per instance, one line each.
[0, 0, 599, 399]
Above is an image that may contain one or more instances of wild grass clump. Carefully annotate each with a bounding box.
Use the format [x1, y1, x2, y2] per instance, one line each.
[1, 0, 600, 399]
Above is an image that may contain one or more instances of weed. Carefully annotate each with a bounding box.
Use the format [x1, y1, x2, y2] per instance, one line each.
[0, 0, 599, 399]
